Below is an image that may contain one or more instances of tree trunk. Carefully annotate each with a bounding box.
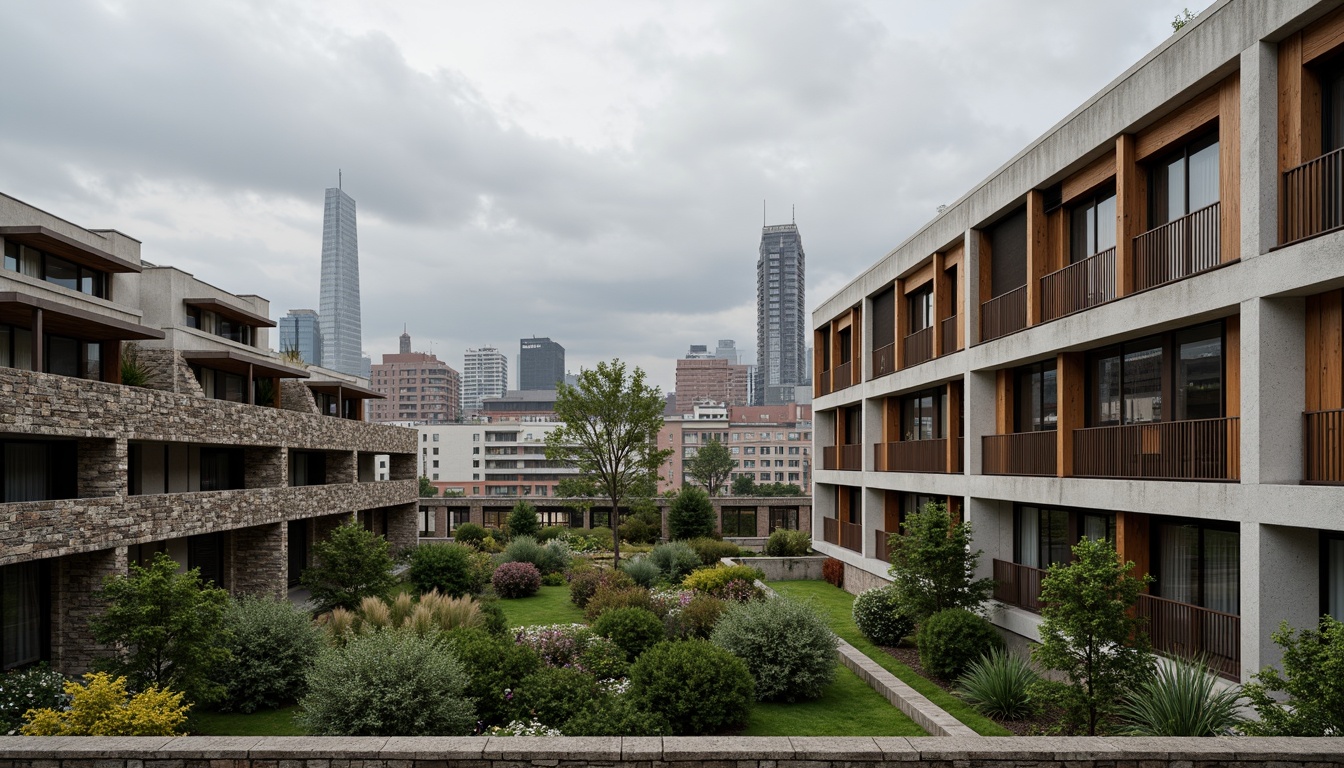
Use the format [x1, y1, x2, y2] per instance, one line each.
[610, 494, 621, 566]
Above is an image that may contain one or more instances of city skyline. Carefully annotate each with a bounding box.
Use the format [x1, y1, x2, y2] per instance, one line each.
[0, 1, 1195, 391]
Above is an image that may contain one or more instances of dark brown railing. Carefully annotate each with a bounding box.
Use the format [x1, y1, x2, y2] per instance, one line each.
[1072, 417, 1239, 481]
[1283, 147, 1344, 245]
[816, 371, 833, 397]
[1133, 202, 1221, 292]
[903, 326, 934, 368]
[872, 343, 895, 378]
[822, 516, 838, 546]
[992, 559, 1047, 613]
[876, 438, 948, 473]
[875, 529, 892, 564]
[941, 315, 959, 355]
[1138, 593, 1240, 680]
[840, 520, 863, 553]
[980, 285, 1027, 342]
[821, 444, 863, 471]
[834, 361, 853, 391]
[1041, 247, 1116, 322]
[1304, 409, 1344, 484]
[982, 431, 1057, 476]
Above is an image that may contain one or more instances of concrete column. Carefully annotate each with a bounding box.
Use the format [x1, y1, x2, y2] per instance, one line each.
[812, 482, 836, 542]
[76, 438, 125, 498]
[1240, 297, 1306, 485]
[244, 446, 285, 489]
[230, 523, 287, 599]
[756, 504, 770, 537]
[965, 497, 1012, 584]
[1241, 41, 1279, 260]
[862, 486, 884, 561]
[1241, 524, 1318, 682]
[51, 546, 128, 675]
[862, 396, 882, 473]
[964, 230, 982, 344]
[965, 369, 996, 479]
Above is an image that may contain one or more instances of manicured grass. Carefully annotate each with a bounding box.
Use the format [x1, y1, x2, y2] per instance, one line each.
[496, 584, 585, 627]
[767, 580, 1011, 737]
[190, 706, 307, 736]
[741, 663, 926, 736]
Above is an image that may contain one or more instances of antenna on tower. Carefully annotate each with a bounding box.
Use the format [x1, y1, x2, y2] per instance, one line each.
[338, 169, 342, 190]
[792, 204, 795, 224]
[763, 199, 766, 227]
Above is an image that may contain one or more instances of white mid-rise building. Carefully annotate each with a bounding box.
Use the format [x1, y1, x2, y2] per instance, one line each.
[462, 345, 508, 415]
[417, 421, 577, 497]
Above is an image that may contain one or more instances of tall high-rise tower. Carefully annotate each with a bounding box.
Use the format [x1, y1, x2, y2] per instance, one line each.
[756, 222, 806, 405]
[319, 183, 363, 377]
[278, 309, 322, 366]
[463, 346, 509, 414]
[519, 337, 565, 390]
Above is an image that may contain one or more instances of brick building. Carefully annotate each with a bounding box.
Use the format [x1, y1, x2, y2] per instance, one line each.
[659, 401, 812, 495]
[367, 330, 462, 424]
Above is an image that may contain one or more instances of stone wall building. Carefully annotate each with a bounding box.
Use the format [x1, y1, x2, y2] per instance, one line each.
[0, 192, 417, 673]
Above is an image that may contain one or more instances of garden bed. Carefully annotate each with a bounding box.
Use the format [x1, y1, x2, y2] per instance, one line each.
[882, 643, 1058, 736]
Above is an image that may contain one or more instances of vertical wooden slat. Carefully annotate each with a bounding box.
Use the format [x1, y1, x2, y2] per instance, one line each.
[947, 380, 962, 473]
[933, 251, 948, 358]
[895, 278, 908, 370]
[996, 370, 1014, 435]
[1116, 134, 1141, 297]
[1026, 189, 1049, 326]
[1220, 73, 1241, 263]
[1057, 352, 1086, 477]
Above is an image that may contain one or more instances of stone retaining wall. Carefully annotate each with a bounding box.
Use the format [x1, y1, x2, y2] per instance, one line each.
[0, 736, 1340, 767]
[738, 555, 829, 581]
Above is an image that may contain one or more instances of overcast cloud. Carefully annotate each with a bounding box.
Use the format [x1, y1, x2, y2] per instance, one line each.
[0, 0, 1195, 390]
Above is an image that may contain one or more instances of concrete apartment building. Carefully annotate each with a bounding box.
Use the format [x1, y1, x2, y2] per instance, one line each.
[757, 223, 808, 405]
[417, 422, 577, 498]
[811, 0, 1344, 684]
[660, 402, 814, 497]
[0, 192, 417, 672]
[367, 330, 462, 424]
[462, 345, 508, 415]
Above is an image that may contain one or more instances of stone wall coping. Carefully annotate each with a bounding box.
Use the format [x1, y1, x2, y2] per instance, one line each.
[0, 736, 1343, 763]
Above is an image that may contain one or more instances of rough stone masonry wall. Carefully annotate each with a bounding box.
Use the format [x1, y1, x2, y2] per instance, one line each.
[281, 377, 322, 415]
[76, 437, 124, 497]
[48, 547, 127, 674]
[0, 736, 1341, 767]
[228, 522, 287, 599]
[135, 347, 207, 397]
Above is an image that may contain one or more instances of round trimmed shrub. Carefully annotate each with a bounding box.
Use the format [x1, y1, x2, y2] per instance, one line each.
[448, 627, 540, 726]
[665, 593, 729, 640]
[583, 584, 654, 621]
[568, 568, 634, 608]
[214, 596, 323, 713]
[620, 556, 660, 588]
[453, 523, 488, 548]
[578, 634, 630, 680]
[592, 607, 666, 661]
[917, 608, 1004, 680]
[501, 536, 551, 573]
[649, 541, 700, 582]
[492, 562, 542, 599]
[628, 639, 754, 735]
[409, 542, 482, 597]
[711, 598, 837, 702]
[298, 629, 474, 736]
[688, 537, 741, 565]
[852, 585, 915, 647]
[764, 529, 812, 557]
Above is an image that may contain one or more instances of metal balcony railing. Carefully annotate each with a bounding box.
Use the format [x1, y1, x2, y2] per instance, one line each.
[1041, 247, 1116, 322]
[982, 431, 1057, 476]
[1072, 417, 1239, 481]
[1282, 147, 1344, 245]
[1132, 202, 1221, 292]
[980, 285, 1027, 342]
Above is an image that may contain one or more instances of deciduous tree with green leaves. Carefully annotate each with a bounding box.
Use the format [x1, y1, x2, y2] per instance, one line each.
[91, 552, 231, 705]
[418, 476, 438, 497]
[545, 359, 672, 565]
[687, 439, 734, 496]
[1031, 536, 1153, 736]
[300, 522, 397, 613]
[886, 501, 993, 622]
[731, 474, 756, 496]
[1241, 616, 1344, 736]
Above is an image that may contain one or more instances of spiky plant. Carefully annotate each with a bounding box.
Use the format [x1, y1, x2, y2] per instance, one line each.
[956, 648, 1037, 720]
[1118, 656, 1244, 736]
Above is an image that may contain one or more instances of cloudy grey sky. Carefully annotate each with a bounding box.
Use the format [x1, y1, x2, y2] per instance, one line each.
[0, 0, 1197, 391]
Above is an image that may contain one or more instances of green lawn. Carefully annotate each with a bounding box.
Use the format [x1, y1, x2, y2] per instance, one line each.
[767, 580, 1011, 736]
[742, 663, 925, 736]
[497, 584, 585, 627]
[190, 706, 307, 736]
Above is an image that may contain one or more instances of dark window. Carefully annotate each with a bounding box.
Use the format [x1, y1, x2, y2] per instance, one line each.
[769, 506, 798, 532]
[1, 440, 77, 502]
[185, 306, 202, 330]
[289, 451, 327, 487]
[44, 335, 80, 379]
[1088, 322, 1223, 427]
[1325, 531, 1344, 621]
[722, 508, 756, 537]
[908, 284, 933, 332]
[837, 326, 852, 365]
[1319, 55, 1344, 153]
[2, 241, 17, 272]
[1152, 519, 1239, 614]
[1014, 504, 1116, 569]
[846, 486, 861, 525]
[871, 286, 895, 349]
[843, 405, 862, 445]
[1069, 186, 1117, 261]
[483, 509, 507, 529]
[989, 206, 1028, 297]
[1014, 360, 1058, 432]
[199, 447, 244, 492]
[1149, 133, 1219, 226]
[83, 342, 101, 381]
[1, 560, 50, 670]
[898, 492, 940, 532]
[42, 256, 79, 291]
[901, 388, 944, 440]
[188, 533, 227, 590]
[287, 520, 309, 588]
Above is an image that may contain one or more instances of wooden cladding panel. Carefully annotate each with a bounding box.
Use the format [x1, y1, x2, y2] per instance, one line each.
[904, 262, 935, 293]
[883, 490, 901, 533]
[1306, 290, 1344, 412]
[1062, 149, 1118, 204]
[946, 379, 963, 473]
[884, 397, 901, 447]
[850, 307, 862, 385]
[1302, 5, 1344, 64]
[1279, 31, 1323, 177]
[1057, 351, 1087, 477]
[895, 278, 908, 370]
[1025, 189, 1050, 326]
[1135, 88, 1220, 161]
[1225, 315, 1241, 419]
[945, 242, 965, 350]
[995, 369, 1014, 435]
[1219, 74, 1241, 263]
[1116, 510, 1152, 585]
[977, 231, 993, 311]
[1115, 133, 1143, 297]
[933, 251, 949, 359]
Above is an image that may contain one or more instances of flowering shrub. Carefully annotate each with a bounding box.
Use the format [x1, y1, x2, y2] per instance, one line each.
[583, 585, 654, 621]
[568, 568, 634, 608]
[852, 585, 914, 647]
[492, 562, 542, 598]
[515, 623, 592, 668]
[649, 588, 696, 617]
[578, 635, 629, 680]
[822, 557, 844, 588]
[488, 718, 562, 736]
[21, 672, 189, 736]
[681, 565, 764, 599]
[0, 665, 67, 735]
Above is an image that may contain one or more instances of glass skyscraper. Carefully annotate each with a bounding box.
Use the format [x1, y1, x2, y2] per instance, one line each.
[756, 223, 806, 405]
[319, 186, 363, 377]
[519, 336, 565, 390]
[278, 308, 322, 366]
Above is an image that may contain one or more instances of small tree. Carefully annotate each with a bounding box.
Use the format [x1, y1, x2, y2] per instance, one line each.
[91, 552, 231, 705]
[687, 439, 734, 496]
[886, 502, 993, 622]
[418, 476, 438, 497]
[1241, 616, 1344, 736]
[507, 499, 540, 539]
[300, 522, 397, 613]
[1032, 537, 1153, 736]
[545, 359, 672, 565]
[731, 474, 756, 496]
[667, 485, 716, 540]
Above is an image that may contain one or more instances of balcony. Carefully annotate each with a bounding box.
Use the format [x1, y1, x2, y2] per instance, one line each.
[1072, 417, 1239, 481]
[1138, 593, 1240, 680]
[902, 326, 934, 368]
[980, 285, 1027, 343]
[1282, 147, 1344, 245]
[817, 372, 833, 397]
[1304, 409, 1344, 484]
[822, 517, 863, 553]
[1132, 202, 1221, 292]
[941, 315, 959, 355]
[875, 437, 959, 473]
[874, 528, 892, 563]
[834, 361, 853, 391]
[992, 559, 1046, 613]
[872, 343, 895, 379]
[982, 431, 1057, 476]
[1041, 247, 1116, 322]
[821, 444, 863, 471]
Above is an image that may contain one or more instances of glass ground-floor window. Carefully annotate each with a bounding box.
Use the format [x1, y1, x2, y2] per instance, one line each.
[1, 560, 49, 670]
[1325, 532, 1344, 622]
[769, 506, 798, 532]
[1153, 519, 1239, 614]
[722, 507, 756, 537]
[1015, 505, 1116, 569]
